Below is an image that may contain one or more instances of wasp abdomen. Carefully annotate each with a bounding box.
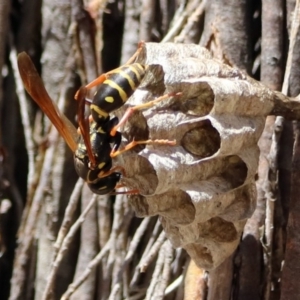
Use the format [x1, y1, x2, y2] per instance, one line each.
[91, 63, 146, 123]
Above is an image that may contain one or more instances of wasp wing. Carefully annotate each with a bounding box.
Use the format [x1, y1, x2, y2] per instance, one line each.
[17, 52, 78, 153]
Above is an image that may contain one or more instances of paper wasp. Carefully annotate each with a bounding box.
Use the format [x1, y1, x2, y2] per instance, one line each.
[17, 46, 179, 194]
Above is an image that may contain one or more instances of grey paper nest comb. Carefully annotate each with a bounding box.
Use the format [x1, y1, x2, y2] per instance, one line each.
[113, 42, 292, 270]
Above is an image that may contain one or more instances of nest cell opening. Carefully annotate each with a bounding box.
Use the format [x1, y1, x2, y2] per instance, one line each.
[155, 190, 196, 225]
[128, 194, 150, 217]
[120, 154, 159, 195]
[185, 244, 213, 268]
[139, 64, 166, 95]
[220, 155, 248, 189]
[197, 217, 238, 243]
[181, 119, 221, 158]
[122, 109, 150, 145]
[219, 183, 257, 222]
[168, 81, 214, 117]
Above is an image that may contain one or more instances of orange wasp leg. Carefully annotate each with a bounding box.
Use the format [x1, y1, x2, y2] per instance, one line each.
[98, 165, 126, 178]
[110, 139, 176, 158]
[110, 92, 182, 137]
[100, 168, 140, 194]
[109, 187, 140, 195]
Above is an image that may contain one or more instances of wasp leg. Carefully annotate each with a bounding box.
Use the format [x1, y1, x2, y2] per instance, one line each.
[110, 92, 182, 136]
[110, 186, 140, 195]
[110, 139, 176, 158]
[105, 117, 122, 151]
[124, 41, 144, 64]
[74, 70, 120, 99]
[74, 74, 107, 100]
[74, 72, 110, 99]
[98, 165, 126, 178]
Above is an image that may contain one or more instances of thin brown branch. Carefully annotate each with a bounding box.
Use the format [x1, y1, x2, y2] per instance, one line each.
[184, 260, 207, 300]
[139, 0, 156, 41]
[271, 92, 300, 119]
[61, 239, 112, 300]
[62, 196, 133, 299]
[175, 0, 206, 43]
[281, 122, 300, 299]
[9, 129, 58, 300]
[281, 2, 300, 299]
[140, 230, 166, 272]
[119, 217, 151, 274]
[159, 0, 171, 35]
[207, 254, 234, 300]
[200, 0, 254, 73]
[261, 0, 284, 90]
[283, 0, 300, 96]
[130, 218, 162, 286]
[161, 0, 189, 42]
[121, 0, 141, 63]
[97, 195, 112, 248]
[96, 195, 112, 298]
[251, 3, 284, 291]
[42, 194, 97, 300]
[264, 117, 282, 300]
[165, 274, 184, 296]
[145, 240, 167, 300]
[9, 47, 36, 200]
[72, 0, 99, 83]
[154, 241, 174, 299]
[264, 2, 300, 299]
[53, 178, 84, 257]
[110, 217, 152, 297]
[70, 186, 98, 300]
[0, 0, 10, 136]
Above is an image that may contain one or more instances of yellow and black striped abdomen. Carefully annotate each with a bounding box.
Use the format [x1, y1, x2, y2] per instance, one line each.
[91, 63, 146, 123]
